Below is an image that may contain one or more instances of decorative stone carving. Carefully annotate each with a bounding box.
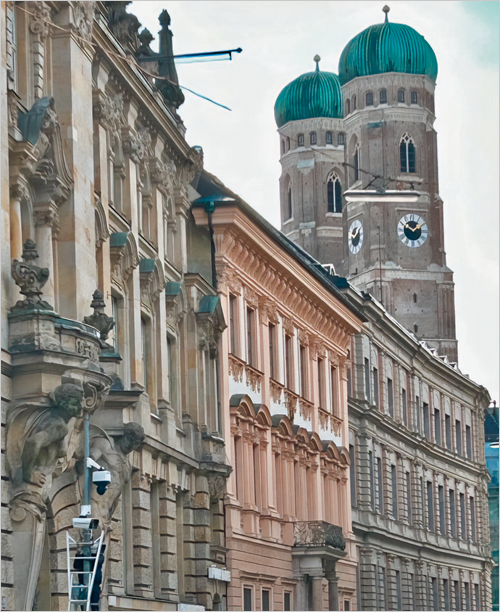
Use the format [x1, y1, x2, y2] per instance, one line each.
[244, 286, 259, 309]
[75, 338, 100, 362]
[299, 399, 313, 421]
[156, 9, 185, 110]
[72, 1, 95, 42]
[93, 91, 124, 136]
[298, 329, 310, 346]
[282, 316, 294, 337]
[245, 365, 262, 393]
[84, 290, 115, 342]
[228, 355, 244, 382]
[29, 2, 51, 42]
[284, 391, 297, 421]
[104, 1, 141, 51]
[122, 125, 152, 164]
[149, 157, 176, 194]
[270, 379, 283, 403]
[82, 422, 145, 531]
[11, 239, 53, 312]
[207, 473, 227, 500]
[259, 296, 279, 325]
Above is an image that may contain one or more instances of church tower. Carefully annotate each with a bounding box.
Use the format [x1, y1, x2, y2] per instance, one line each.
[275, 8, 458, 363]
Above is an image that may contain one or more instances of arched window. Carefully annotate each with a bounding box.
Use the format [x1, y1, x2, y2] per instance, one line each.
[411, 91, 418, 104]
[353, 145, 360, 182]
[346, 99, 351, 115]
[310, 131, 317, 146]
[413, 293, 417, 303]
[298, 133, 304, 147]
[398, 89, 405, 103]
[338, 133, 345, 146]
[352, 95, 357, 110]
[327, 174, 342, 213]
[400, 133, 416, 173]
[366, 92, 374, 106]
[380, 89, 387, 104]
[325, 131, 333, 145]
[286, 188, 293, 220]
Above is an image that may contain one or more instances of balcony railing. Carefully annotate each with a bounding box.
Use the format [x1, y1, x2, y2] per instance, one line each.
[294, 521, 345, 551]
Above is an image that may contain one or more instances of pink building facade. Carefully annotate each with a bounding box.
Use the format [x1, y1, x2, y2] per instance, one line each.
[192, 182, 363, 612]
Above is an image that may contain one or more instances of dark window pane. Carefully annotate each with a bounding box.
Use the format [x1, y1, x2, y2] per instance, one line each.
[364, 358, 370, 401]
[411, 91, 418, 104]
[310, 131, 317, 145]
[244, 588, 252, 611]
[398, 89, 405, 103]
[327, 180, 334, 213]
[298, 134, 304, 147]
[338, 132, 345, 145]
[366, 92, 374, 106]
[349, 444, 357, 507]
[262, 589, 270, 611]
[326, 131, 332, 144]
[380, 89, 387, 104]
[387, 378, 394, 417]
[427, 481, 434, 531]
[408, 141, 416, 173]
[284, 592, 291, 612]
[334, 179, 342, 213]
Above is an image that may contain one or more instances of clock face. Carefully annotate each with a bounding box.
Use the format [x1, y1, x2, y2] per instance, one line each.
[397, 214, 428, 248]
[348, 219, 364, 254]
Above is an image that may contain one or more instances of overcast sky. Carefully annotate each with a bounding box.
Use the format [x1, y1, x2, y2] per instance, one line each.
[132, 1, 499, 402]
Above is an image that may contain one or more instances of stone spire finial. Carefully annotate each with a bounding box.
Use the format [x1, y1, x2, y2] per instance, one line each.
[83, 289, 115, 343]
[314, 54, 321, 72]
[10, 239, 53, 311]
[383, 5, 390, 23]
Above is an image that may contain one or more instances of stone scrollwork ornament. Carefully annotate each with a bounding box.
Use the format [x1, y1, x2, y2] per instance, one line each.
[11, 239, 53, 311]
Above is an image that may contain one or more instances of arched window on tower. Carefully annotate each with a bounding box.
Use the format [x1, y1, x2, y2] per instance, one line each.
[298, 133, 304, 147]
[380, 89, 387, 104]
[286, 187, 293, 220]
[400, 133, 416, 173]
[310, 131, 317, 146]
[346, 99, 351, 116]
[281, 139, 285, 155]
[353, 145, 360, 183]
[327, 173, 342, 213]
[325, 131, 333, 145]
[352, 95, 357, 110]
[286, 137, 291, 151]
[366, 92, 374, 106]
[398, 89, 405, 103]
[411, 91, 418, 104]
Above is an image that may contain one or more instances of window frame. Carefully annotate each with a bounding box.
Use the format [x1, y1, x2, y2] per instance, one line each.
[366, 91, 374, 106]
[325, 131, 333, 145]
[398, 89, 405, 103]
[327, 173, 343, 213]
[379, 88, 387, 104]
[298, 133, 304, 147]
[411, 91, 418, 104]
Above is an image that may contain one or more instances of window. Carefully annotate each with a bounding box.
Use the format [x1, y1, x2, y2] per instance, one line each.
[284, 592, 291, 611]
[377, 457, 383, 513]
[391, 464, 398, 519]
[444, 579, 450, 611]
[460, 492, 466, 538]
[326, 131, 333, 145]
[366, 92, 374, 106]
[402, 388, 408, 425]
[298, 133, 304, 147]
[411, 91, 418, 104]
[285, 334, 293, 389]
[450, 490, 456, 537]
[369, 450, 375, 510]
[281, 139, 285, 155]
[396, 571, 402, 610]
[330, 365, 337, 415]
[406, 471, 412, 523]
[439, 485, 445, 534]
[310, 131, 317, 145]
[229, 294, 238, 354]
[246, 307, 255, 366]
[364, 358, 370, 401]
[318, 358, 325, 408]
[432, 577, 438, 611]
[380, 89, 387, 104]
[456, 420, 462, 455]
[423, 403, 430, 438]
[474, 583, 480, 610]
[353, 146, 360, 182]
[398, 89, 405, 103]
[470, 496, 476, 541]
[427, 481, 434, 531]
[344, 601, 350, 611]
[327, 174, 343, 213]
[387, 378, 394, 417]
[413, 293, 418, 303]
[244, 587, 252, 611]
[111, 295, 120, 352]
[346, 99, 351, 115]
[338, 132, 345, 145]
[347, 367, 352, 397]
[167, 335, 173, 403]
[435, 408, 441, 445]
[349, 443, 357, 507]
[286, 136, 290, 151]
[262, 589, 270, 611]
[352, 94, 357, 110]
[445, 414, 452, 449]
[466, 425, 472, 459]
[300, 345, 308, 398]
[286, 188, 293, 220]
[464, 583, 470, 612]
[400, 133, 416, 173]
[454, 581, 460, 611]
[269, 324, 276, 380]
[373, 368, 379, 406]
[416, 395, 421, 432]
[141, 317, 148, 391]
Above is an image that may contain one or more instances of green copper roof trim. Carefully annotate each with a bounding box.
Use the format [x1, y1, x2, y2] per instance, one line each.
[338, 22, 438, 85]
[165, 281, 182, 296]
[139, 258, 156, 274]
[110, 231, 129, 248]
[198, 295, 220, 314]
[274, 64, 344, 128]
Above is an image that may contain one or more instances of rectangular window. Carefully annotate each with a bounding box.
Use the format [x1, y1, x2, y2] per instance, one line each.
[411, 91, 418, 104]
[167, 335, 173, 403]
[445, 414, 452, 449]
[310, 132, 317, 145]
[380, 89, 387, 104]
[369, 450, 374, 510]
[432, 577, 438, 611]
[391, 464, 398, 519]
[330, 365, 337, 415]
[398, 89, 405, 103]
[246, 307, 255, 366]
[298, 133, 304, 147]
[387, 378, 394, 417]
[423, 403, 430, 438]
[262, 589, 270, 611]
[269, 324, 276, 380]
[338, 132, 345, 145]
[464, 582, 470, 612]
[466, 425, 472, 459]
[244, 587, 252, 612]
[364, 358, 370, 402]
[344, 601, 350, 611]
[377, 457, 383, 513]
[427, 481, 434, 531]
[396, 570, 402, 610]
[443, 579, 450, 611]
[450, 490, 456, 537]
[284, 592, 291, 612]
[406, 471, 412, 523]
[435, 409, 441, 445]
[470, 496, 476, 541]
[366, 92, 374, 106]
[439, 485, 445, 535]
[460, 492, 466, 538]
[229, 294, 238, 354]
[326, 131, 333, 145]
[402, 388, 408, 425]
[141, 317, 148, 391]
[373, 367, 379, 406]
[112, 295, 119, 352]
[300, 345, 308, 398]
[285, 335, 293, 390]
[349, 443, 357, 507]
[474, 583, 480, 610]
[456, 420, 462, 455]
[454, 581, 460, 611]
[318, 358, 324, 408]
[347, 367, 352, 398]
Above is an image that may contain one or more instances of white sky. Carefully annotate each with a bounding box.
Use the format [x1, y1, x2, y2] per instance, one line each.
[132, 1, 499, 402]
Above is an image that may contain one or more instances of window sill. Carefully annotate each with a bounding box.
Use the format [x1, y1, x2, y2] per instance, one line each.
[325, 212, 342, 218]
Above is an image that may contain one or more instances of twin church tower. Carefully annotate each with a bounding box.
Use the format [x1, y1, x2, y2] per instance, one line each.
[274, 7, 458, 362]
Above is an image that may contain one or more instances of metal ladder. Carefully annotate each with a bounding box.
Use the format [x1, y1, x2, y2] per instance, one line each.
[66, 530, 104, 611]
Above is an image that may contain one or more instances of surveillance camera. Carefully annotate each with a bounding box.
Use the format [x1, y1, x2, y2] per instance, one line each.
[73, 516, 99, 530]
[92, 469, 111, 495]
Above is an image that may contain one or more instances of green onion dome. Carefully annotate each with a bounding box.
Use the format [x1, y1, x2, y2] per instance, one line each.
[338, 7, 438, 86]
[274, 56, 344, 128]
